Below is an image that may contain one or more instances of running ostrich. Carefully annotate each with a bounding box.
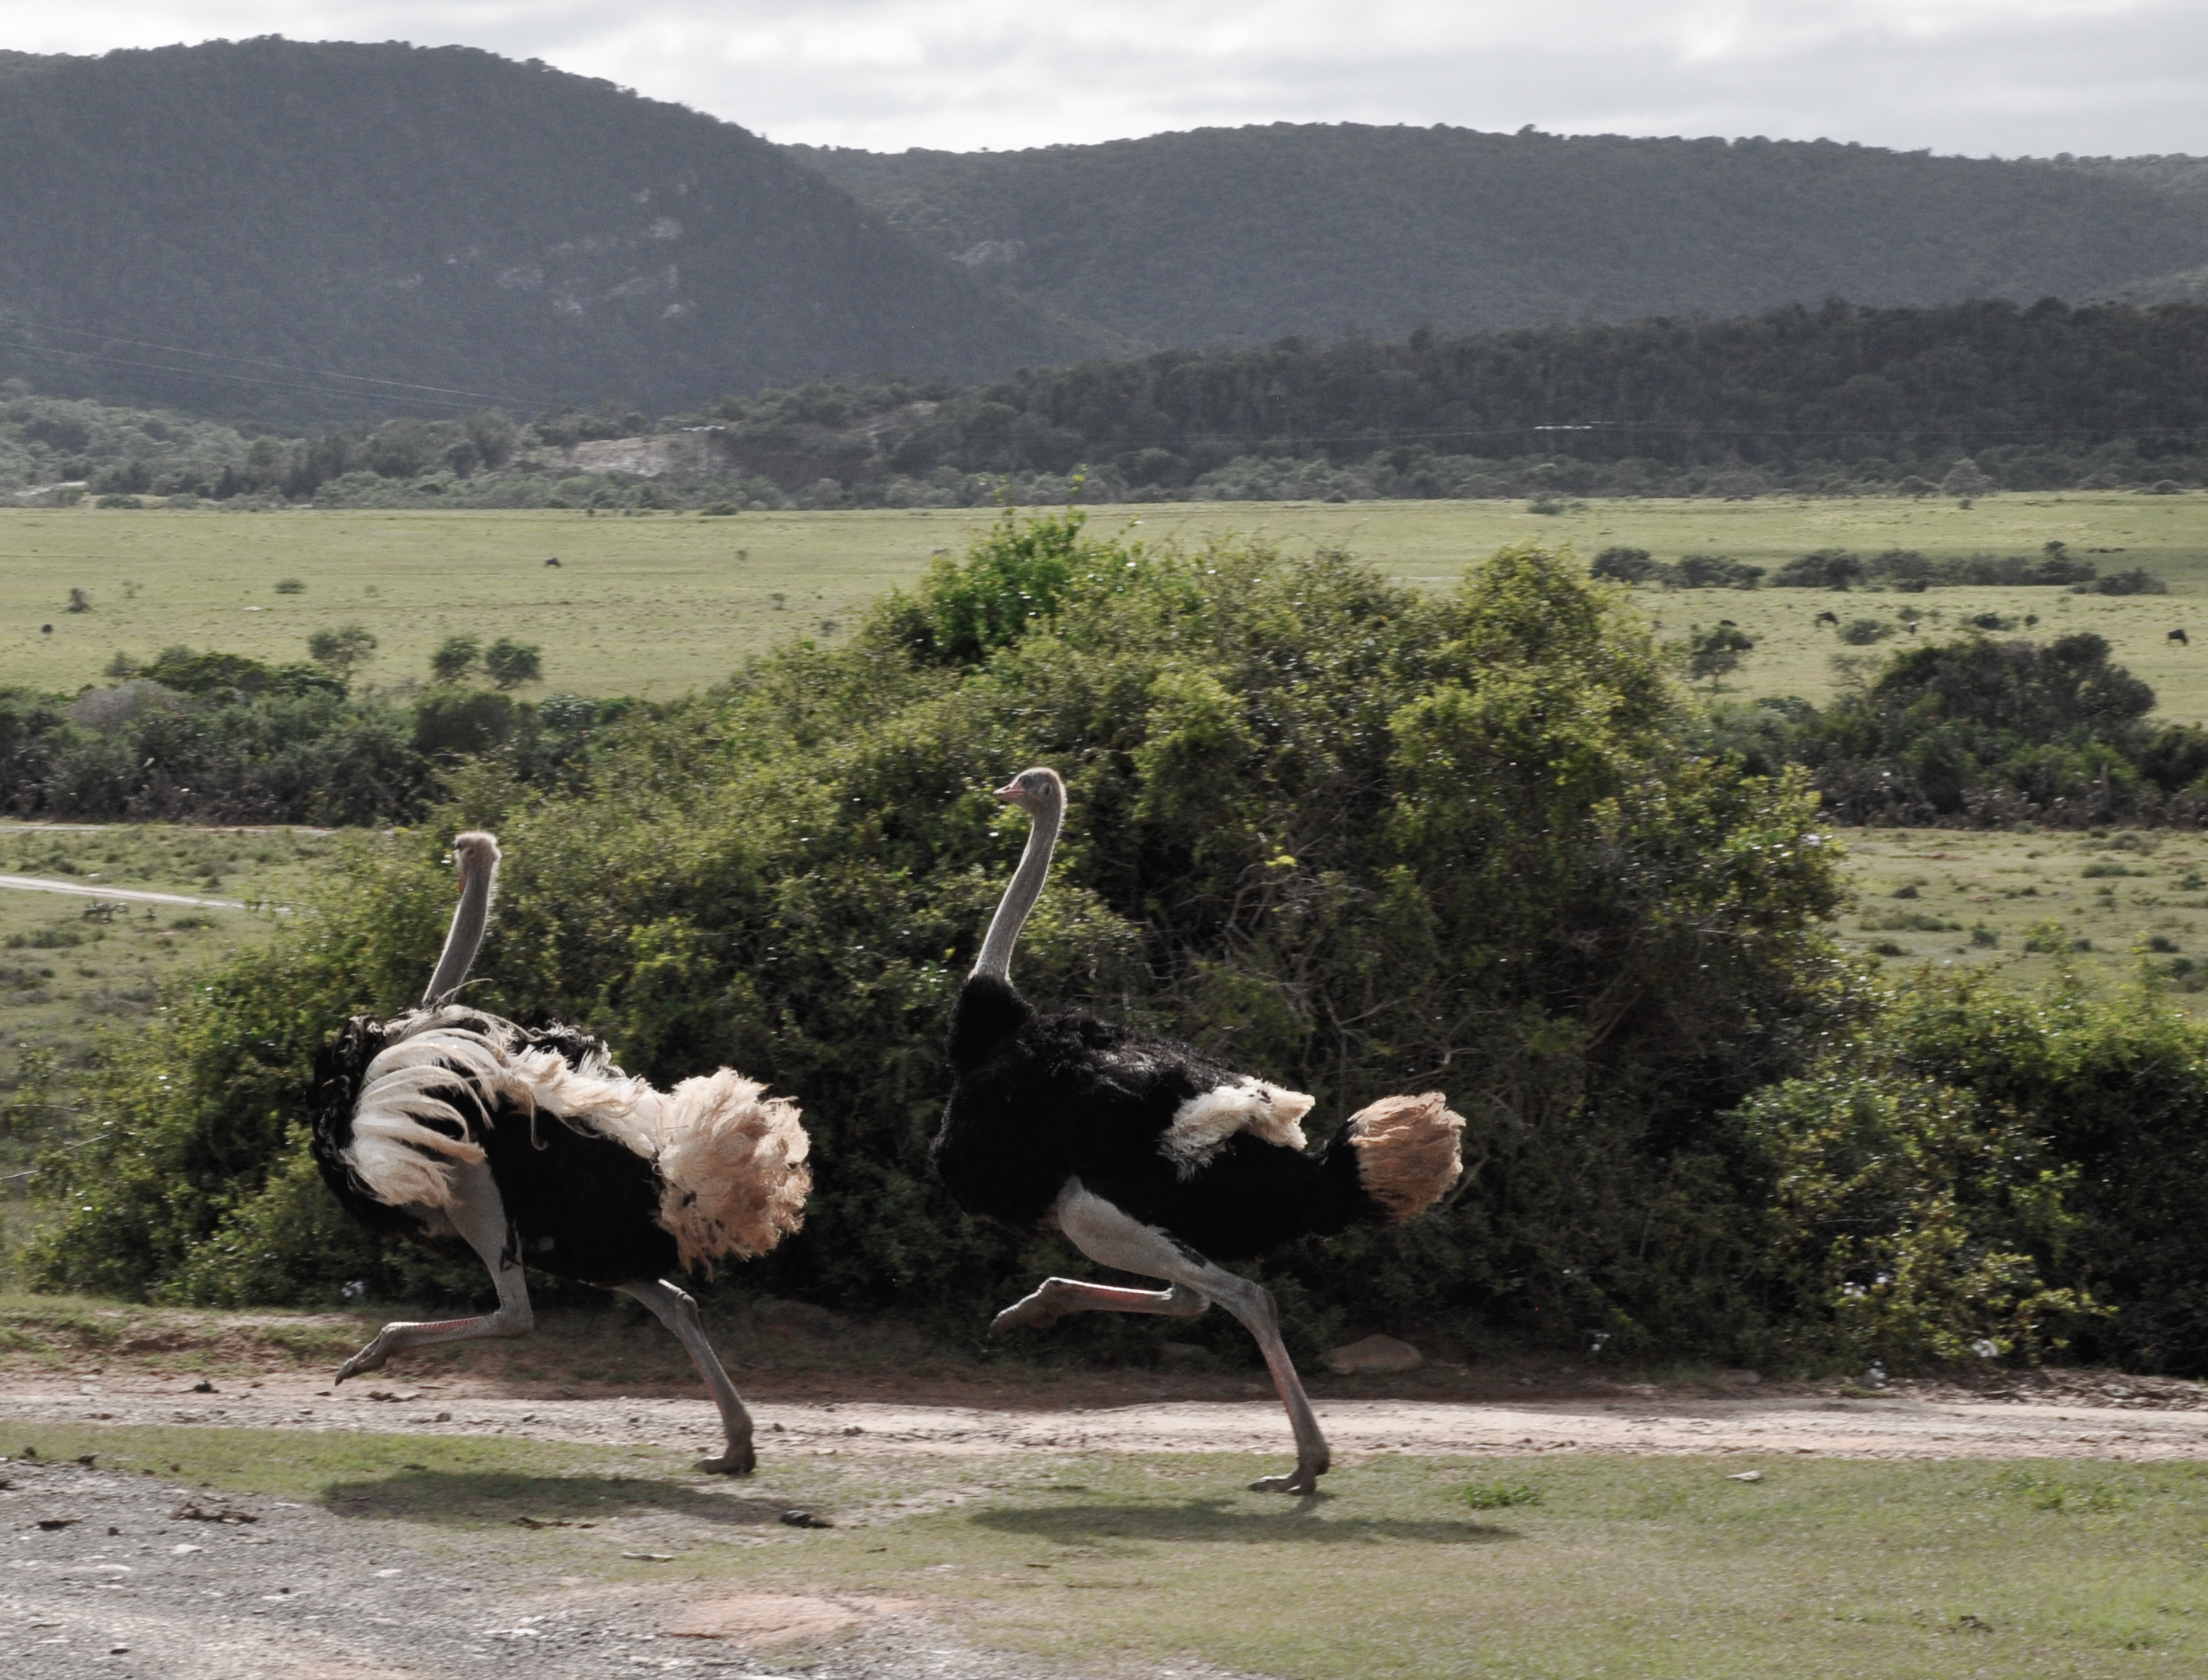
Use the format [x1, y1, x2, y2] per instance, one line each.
[933, 769, 1465, 1495]
[310, 832, 810, 1475]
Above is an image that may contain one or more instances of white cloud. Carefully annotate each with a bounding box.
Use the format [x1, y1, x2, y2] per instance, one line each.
[9, 1, 2206, 155]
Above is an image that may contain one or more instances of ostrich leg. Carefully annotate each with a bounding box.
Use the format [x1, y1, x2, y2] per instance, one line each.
[991, 1278, 1209, 1334]
[616, 1278, 757, 1476]
[1051, 1181, 1331, 1496]
[335, 1163, 533, 1381]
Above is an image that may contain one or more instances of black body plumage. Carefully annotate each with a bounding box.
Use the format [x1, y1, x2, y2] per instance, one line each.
[933, 974, 1378, 1260]
[311, 1009, 680, 1287]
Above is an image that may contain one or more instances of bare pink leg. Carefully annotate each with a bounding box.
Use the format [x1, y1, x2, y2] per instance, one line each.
[1051, 1180, 1331, 1496]
[335, 1163, 532, 1383]
[617, 1278, 756, 1476]
[991, 1277, 1209, 1334]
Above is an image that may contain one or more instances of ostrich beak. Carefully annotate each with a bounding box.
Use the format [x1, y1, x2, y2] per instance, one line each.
[993, 778, 1022, 802]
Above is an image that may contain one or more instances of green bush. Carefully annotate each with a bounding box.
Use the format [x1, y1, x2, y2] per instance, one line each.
[27, 520, 1857, 1358]
[1723, 1068, 2087, 1369]
[1885, 975, 2208, 1373]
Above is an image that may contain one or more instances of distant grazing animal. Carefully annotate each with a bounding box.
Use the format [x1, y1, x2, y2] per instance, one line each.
[1814, 609, 1840, 627]
[933, 769, 1464, 1495]
[545, 556, 561, 567]
[311, 832, 810, 1474]
[2172, 627, 2190, 645]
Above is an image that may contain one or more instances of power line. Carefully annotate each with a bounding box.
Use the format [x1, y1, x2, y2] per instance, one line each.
[0, 316, 545, 410]
[0, 339, 490, 413]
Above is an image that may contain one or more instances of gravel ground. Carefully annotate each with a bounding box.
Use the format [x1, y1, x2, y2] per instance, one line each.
[0, 1456, 1201, 1680]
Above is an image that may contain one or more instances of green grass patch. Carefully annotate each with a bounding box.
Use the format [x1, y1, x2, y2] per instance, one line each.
[1833, 826, 2208, 1014]
[6, 493, 2206, 707]
[11, 1420, 2208, 1678]
[1461, 1477, 1545, 1509]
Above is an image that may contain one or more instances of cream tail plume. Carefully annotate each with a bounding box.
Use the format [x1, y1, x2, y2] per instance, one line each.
[971, 771, 1063, 985]
[421, 831, 502, 1007]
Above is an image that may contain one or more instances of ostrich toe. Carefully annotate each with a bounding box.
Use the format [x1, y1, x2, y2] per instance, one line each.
[989, 1288, 1067, 1335]
[333, 1342, 390, 1383]
[696, 1443, 756, 1476]
[1248, 1465, 1324, 1496]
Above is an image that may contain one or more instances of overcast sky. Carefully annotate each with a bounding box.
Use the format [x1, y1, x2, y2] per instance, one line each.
[12, 1, 2208, 157]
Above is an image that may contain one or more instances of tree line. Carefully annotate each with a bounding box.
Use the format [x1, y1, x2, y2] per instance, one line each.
[9, 298, 2207, 513]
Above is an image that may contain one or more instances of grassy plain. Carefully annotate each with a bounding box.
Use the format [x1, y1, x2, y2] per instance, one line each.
[10, 1412, 2208, 1678]
[1831, 824, 2208, 1010]
[0, 824, 349, 1259]
[3, 491, 2206, 707]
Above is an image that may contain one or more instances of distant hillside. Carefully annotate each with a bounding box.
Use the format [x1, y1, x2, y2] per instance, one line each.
[0, 41, 1093, 417]
[790, 125, 2208, 348]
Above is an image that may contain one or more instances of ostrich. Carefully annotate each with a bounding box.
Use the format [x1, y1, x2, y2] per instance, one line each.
[310, 832, 810, 1475]
[933, 769, 1465, 1495]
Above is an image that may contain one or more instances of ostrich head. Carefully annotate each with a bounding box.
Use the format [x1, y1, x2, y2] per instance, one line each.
[994, 766, 1064, 817]
[422, 830, 502, 1007]
[974, 769, 1065, 984]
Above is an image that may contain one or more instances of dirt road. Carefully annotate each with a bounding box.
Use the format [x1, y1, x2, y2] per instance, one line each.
[5, 1369, 2206, 1465]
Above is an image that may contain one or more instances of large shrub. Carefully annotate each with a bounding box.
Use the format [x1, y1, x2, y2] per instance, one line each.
[30, 521, 1861, 1359]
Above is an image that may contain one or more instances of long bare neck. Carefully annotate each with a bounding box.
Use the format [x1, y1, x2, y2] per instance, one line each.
[422, 844, 499, 1007]
[972, 796, 1061, 985]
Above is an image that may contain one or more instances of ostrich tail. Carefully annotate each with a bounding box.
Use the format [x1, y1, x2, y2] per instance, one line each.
[651, 1071, 813, 1274]
[1343, 1092, 1464, 1222]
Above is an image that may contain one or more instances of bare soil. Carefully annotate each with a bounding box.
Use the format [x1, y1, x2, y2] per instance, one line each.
[3, 1302, 2205, 1466]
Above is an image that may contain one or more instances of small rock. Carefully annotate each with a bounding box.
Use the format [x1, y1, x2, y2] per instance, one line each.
[172, 1502, 257, 1524]
[1727, 1470, 1764, 1483]
[76, 1454, 97, 1468]
[1324, 1334, 1425, 1375]
[190, 1380, 215, 1394]
[780, 1509, 833, 1529]
[37, 1518, 78, 1529]
[622, 1551, 676, 1561]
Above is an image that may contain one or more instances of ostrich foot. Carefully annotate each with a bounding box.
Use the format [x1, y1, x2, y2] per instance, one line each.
[1249, 1462, 1325, 1496]
[989, 1288, 1067, 1335]
[333, 1341, 391, 1383]
[696, 1441, 756, 1476]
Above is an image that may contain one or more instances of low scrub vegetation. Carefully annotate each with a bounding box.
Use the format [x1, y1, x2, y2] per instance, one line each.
[1707, 630, 2208, 827]
[0, 642, 614, 826]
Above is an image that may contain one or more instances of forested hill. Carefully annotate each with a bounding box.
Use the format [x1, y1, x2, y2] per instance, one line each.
[790, 125, 2208, 349]
[0, 41, 1093, 417]
[22, 297, 2204, 510]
